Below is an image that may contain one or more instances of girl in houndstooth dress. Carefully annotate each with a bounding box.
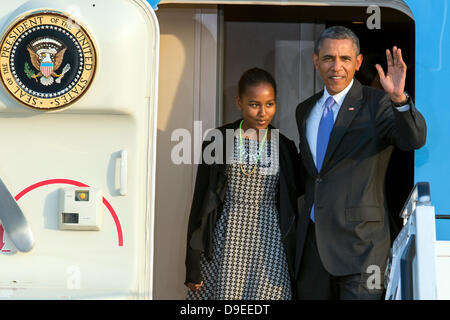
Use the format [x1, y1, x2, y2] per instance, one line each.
[185, 68, 301, 300]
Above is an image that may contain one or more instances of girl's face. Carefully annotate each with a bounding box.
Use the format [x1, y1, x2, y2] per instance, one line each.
[236, 82, 276, 131]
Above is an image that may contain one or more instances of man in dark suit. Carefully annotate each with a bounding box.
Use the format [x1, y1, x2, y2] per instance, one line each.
[294, 26, 426, 300]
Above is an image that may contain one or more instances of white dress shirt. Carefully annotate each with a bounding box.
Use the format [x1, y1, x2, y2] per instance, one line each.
[306, 79, 410, 167]
[306, 79, 354, 167]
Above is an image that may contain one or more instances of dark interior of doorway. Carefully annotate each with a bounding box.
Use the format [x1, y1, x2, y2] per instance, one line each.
[223, 4, 416, 240]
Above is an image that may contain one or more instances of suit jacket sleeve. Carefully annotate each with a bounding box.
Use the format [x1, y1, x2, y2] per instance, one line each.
[185, 141, 211, 285]
[376, 93, 427, 150]
[294, 149, 306, 197]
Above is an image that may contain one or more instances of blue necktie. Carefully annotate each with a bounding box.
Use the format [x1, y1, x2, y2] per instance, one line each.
[311, 96, 335, 222]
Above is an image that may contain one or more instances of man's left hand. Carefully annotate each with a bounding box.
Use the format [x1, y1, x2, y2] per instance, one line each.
[375, 46, 408, 103]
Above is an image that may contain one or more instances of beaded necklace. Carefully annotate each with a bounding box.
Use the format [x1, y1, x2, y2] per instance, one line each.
[238, 119, 269, 176]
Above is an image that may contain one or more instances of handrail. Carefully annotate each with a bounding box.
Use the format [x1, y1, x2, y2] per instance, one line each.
[385, 182, 437, 300]
[400, 181, 431, 222]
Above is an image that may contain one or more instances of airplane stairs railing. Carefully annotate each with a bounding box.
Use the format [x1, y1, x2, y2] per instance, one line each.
[384, 182, 438, 299]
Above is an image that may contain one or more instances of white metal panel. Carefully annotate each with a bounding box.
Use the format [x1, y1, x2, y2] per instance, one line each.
[436, 241, 450, 300]
[414, 205, 438, 299]
[0, 0, 159, 299]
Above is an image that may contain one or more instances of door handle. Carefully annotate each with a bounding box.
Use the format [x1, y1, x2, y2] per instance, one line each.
[120, 150, 128, 196]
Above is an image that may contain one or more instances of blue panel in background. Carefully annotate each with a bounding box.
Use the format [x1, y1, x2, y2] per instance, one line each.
[404, 0, 450, 241]
[147, 0, 160, 10]
[406, 0, 450, 215]
[436, 217, 450, 241]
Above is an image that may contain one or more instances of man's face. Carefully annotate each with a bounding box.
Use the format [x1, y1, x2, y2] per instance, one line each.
[313, 38, 363, 95]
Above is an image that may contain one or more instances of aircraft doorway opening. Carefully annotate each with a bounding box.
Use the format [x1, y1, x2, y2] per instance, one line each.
[222, 4, 415, 238]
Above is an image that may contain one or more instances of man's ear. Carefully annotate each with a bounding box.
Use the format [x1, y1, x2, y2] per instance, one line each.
[356, 54, 363, 71]
[313, 53, 319, 70]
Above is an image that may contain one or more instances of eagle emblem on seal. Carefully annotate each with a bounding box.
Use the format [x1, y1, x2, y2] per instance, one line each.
[25, 37, 71, 86]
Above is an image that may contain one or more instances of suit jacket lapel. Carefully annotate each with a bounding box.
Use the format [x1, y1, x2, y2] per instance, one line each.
[321, 80, 364, 173]
[299, 91, 323, 177]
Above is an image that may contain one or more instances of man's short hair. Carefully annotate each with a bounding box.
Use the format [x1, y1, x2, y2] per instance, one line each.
[314, 26, 360, 55]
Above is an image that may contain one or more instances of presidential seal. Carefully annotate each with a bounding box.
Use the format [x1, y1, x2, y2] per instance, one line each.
[0, 11, 97, 110]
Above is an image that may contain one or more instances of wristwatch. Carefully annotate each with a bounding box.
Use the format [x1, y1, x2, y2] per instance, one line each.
[392, 91, 410, 107]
